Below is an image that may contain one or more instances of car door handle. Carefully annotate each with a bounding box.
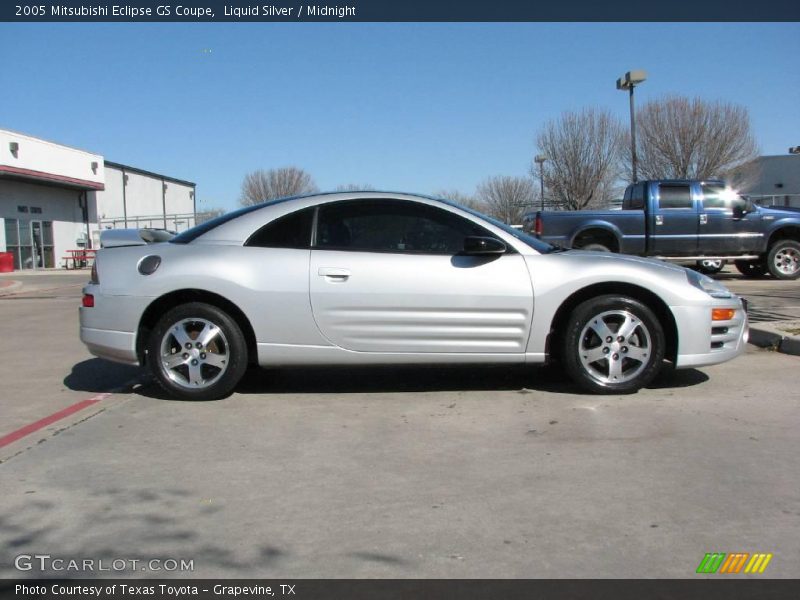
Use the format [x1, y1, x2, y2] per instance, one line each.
[655, 215, 664, 226]
[699, 214, 708, 225]
[318, 267, 351, 281]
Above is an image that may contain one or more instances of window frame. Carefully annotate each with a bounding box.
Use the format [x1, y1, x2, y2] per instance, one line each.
[311, 198, 513, 256]
[656, 184, 695, 211]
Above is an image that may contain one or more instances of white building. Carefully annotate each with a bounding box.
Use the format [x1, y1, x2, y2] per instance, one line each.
[738, 153, 800, 208]
[0, 129, 196, 270]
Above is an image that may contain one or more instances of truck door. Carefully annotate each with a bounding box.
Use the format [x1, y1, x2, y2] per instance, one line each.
[649, 182, 699, 256]
[699, 183, 763, 254]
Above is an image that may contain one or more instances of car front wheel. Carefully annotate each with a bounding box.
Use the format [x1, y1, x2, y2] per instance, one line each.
[561, 295, 665, 394]
[148, 302, 248, 400]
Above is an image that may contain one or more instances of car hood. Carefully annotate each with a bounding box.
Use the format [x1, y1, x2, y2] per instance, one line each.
[550, 249, 690, 276]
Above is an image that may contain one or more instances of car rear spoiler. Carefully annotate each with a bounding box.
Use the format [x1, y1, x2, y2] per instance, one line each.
[100, 228, 176, 248]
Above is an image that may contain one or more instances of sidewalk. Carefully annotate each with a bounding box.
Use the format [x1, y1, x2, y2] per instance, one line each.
[0, 269, 89, 297]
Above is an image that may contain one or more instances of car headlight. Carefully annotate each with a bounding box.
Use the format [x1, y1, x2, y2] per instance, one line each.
[685, 269, 732, 298]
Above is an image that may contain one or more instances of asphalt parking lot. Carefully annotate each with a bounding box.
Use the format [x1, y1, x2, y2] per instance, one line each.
[0, 268, 798, 579]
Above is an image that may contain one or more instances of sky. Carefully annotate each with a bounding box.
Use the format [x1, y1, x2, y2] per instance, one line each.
[1, 22, 799, 212]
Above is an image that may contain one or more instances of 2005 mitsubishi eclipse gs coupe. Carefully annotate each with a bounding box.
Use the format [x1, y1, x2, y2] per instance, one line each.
[80, 192, 748, 400]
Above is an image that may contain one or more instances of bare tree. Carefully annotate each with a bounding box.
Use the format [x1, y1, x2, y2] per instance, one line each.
[633, 96, 758, 180]
[476, 176, 535, 224]
[536, 108, 624, 210]
[240, 167, 318, 206]
[434, 189, 488, 213]
[334, 183, 375, 192]
[195, 207, 225, 224]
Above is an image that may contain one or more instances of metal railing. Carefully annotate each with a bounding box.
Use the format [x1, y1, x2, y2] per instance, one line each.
[99, 213, 196, 233]
[751, 194, 800, 209]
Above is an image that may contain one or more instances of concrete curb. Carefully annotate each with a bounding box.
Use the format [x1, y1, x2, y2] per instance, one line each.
[748, 320, 800, 356]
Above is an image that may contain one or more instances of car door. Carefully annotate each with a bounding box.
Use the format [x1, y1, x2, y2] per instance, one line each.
[649, 182, 699, 256]
[309, 199, 534, 354]
[699, 183, 763, 253]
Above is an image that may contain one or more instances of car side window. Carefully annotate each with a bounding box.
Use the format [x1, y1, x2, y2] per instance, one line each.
[657, 184, 693, 210]
[315, 199, 498, 255]
[245, 207, 314, 248]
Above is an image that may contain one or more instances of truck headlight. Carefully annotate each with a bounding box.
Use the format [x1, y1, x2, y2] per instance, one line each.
[685, 269, 732, 298]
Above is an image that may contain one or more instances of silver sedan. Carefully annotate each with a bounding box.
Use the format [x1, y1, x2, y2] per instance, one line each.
[80, 192, 748, 400]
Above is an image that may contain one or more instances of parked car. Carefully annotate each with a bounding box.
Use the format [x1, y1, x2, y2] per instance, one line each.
[524, 180, 800, 279]
[80, 192, 747, 400]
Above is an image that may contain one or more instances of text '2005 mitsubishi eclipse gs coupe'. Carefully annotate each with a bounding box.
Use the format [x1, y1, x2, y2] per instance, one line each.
[80, 192, 748, 400]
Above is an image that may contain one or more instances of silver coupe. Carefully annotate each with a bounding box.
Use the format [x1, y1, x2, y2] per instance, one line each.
[80, 192, 748, 400]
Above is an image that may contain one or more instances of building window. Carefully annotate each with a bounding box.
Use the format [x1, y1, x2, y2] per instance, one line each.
[30, 206, 42, 214]
[4, 218, 55, 270]
[17, 205, 29, 213]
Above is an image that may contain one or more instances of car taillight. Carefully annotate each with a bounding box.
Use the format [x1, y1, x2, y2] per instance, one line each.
[534, 213, 543, 237]
[90, 262, 99, 284]
[82, 294, 95, 308]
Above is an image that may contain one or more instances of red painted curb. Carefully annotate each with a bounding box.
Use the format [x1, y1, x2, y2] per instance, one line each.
[0, 393, 111, 449]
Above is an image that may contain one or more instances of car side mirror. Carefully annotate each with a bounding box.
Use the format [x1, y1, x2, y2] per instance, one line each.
[463, 236, 507, 255]
[732, 204, 745, 220]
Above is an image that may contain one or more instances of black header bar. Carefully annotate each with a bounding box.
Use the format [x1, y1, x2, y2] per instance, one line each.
[3, 0, 800, 22]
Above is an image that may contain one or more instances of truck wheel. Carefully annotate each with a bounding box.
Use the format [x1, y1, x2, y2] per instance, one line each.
[734, 260, 767, 278]
[695, 259, 724, 275]
[580, 243, 611, 252]
[767, 240, 800, 280]
[148, 302, 248, 401]
[561, 295, 665, 394]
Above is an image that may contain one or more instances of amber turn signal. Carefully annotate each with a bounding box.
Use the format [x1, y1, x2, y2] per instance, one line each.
[712, 308, 735, 321]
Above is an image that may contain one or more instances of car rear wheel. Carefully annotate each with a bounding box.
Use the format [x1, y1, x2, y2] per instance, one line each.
[766, 240, 800, 280]
[148, 302, 248, 400]
[561, 295, 665, 394]
[734, 259, 767, 278]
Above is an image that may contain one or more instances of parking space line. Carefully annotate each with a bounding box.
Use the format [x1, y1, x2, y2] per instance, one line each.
[0, 392, 112, 449]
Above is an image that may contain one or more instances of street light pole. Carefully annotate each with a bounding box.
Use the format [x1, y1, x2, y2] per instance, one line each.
[616, 70, 647, 183]
[534, 154, 547, 211]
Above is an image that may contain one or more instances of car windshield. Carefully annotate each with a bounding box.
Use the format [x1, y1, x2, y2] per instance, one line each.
[437, 198, 557, 253]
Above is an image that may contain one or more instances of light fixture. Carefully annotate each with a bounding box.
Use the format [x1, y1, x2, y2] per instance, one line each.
[91, 161, 98, 174]
[9, 141, 19, 157]
[616, 70, 647, 183]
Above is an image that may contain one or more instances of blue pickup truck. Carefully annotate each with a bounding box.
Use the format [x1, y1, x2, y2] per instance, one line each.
[526, 179, 800, 280]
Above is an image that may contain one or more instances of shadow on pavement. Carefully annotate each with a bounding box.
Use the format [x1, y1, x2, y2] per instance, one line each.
[130, 362, 709, 400]
[63, 358, 142, 393]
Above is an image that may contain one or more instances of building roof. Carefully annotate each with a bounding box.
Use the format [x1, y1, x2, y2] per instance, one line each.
[104, 161, 196, 188]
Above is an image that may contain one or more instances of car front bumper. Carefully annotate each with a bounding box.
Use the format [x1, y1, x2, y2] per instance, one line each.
[674, 295, 749, 369]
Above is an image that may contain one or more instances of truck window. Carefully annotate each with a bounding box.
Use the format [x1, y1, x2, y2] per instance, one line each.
[622, 183, 645, 210]
[701, 184, 746, 211]
[657, 184, 692, 210]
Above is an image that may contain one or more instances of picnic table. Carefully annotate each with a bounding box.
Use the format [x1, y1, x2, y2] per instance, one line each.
[62, 248, 97, 270]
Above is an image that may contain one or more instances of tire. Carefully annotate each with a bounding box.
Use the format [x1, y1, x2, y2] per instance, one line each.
[734, 259, 767, 278]
[561, 295, 665, 394]
[695, 259, 724, 275]
[766, 240, 800, 280]
[147, 302, 248, 400]
[579, 243, 612, 252]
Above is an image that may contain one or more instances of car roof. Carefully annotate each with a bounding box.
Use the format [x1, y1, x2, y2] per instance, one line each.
[184, 191, 465, 244]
